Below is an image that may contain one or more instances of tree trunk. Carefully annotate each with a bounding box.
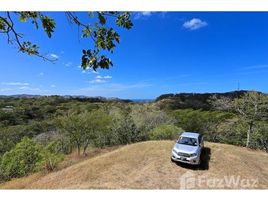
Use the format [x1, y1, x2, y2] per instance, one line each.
[83, 140, 89, 156]
[246, 122, 253, 148]
[83, 147, 87, 156]
[77, 145, 81, 156]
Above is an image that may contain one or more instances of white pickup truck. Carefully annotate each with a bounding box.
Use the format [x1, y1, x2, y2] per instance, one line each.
[171, 132, 204, 165]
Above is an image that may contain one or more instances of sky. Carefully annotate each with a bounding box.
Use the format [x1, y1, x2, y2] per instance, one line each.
[0, 12, 268, 99]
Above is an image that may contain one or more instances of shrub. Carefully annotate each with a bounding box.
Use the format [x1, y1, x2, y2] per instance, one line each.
[149, 124, 184, 140]
[0, 138, 64, 181]
[251, 122, 268, 152]
[38, 141, 64, 172]
[0, 137, 43, 181]
[172, 109, 234, 142]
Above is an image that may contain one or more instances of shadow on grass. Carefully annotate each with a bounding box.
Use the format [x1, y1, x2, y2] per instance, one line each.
[173, 147, 211, 171]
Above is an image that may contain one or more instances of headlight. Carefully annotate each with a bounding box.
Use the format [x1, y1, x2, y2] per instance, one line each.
[172, 149, 177, 154]
[191, 153, 197, 157]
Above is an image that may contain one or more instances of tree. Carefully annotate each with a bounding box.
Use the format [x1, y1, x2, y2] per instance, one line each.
[233, 91, 268, 147]
[109, 106, 140, 145]
[149, 124, 184, 140]
[209, 95, 233, 112]
[81, 110, 112, 154]
[56, 112, 86, 156]
[210, 91, 268, 147]
[56, 110, 112, 156]
[130, 104, 175, 140]
[252, 122, 268, 152]
[172, 109, 233, 142]
[0, 12, 133, 71]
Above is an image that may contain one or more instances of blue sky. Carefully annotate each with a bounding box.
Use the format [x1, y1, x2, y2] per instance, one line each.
[0, 12, 268, 99]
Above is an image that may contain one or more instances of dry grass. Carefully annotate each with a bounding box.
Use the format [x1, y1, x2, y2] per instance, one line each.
[0, 145, 121, 189]
[1, 141, 268, 189]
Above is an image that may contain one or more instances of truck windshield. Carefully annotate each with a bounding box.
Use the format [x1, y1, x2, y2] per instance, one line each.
[177, 137, 198, 146]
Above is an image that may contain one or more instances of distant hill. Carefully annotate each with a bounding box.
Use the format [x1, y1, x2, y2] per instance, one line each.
[130, 99, 154, 103]
[0, 94, 132, 103]
[155, 90, 257, 110]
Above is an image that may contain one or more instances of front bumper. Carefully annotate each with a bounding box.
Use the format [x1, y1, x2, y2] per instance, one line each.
[171, 151, 200, 165]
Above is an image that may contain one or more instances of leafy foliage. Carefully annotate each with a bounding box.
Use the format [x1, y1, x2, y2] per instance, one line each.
[0, 138, 63, 182]
[172, 109, 234, 142]
[213, 91, 268, 147]
[108, 106, 141, 145]
[0, 11, 133, 69]
[149, 124, 184, 140]
[252, 122, 268, 152]
[0, 138, 43, 181]
[38, 141, 64, 172]
[56, 110, 112, 155]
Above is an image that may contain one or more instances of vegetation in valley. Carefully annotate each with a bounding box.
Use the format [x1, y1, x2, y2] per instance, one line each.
[0, 90, 267, 183]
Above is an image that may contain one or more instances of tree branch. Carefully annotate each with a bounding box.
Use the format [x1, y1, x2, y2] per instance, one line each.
[0, 12, 57, 63]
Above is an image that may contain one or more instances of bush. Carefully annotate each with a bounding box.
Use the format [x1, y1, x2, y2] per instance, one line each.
[0, 137, 43, 181]
[251, 122, 268, 152]
[172, 109, 234, 142]
[149, 124, 184, 140]
[39, 141, 64, 172]
[0, 138, 64, 182]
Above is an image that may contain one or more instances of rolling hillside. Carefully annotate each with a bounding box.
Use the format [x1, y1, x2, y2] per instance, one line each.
[1, 141, 268, 189]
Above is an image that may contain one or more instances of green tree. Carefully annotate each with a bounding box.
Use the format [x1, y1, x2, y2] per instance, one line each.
[81, 110, 112, 154]
[252, 122, 268, 152]
[131, 104, 175, 139]
[56, 110, 112, 156]
[149, 124, 184, 140]
[172, 109, 234, 142]
[0, 12, 133, 71]
[233, 91, 268, 147]
[109, 106, 140, 145]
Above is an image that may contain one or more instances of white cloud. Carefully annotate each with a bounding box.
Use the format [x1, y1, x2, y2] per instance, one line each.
[135, 12, 153, 19]
[141, 12, 152, 16]
[90, 75, 112, 84]
[39, 72, 44, 76]
[0, 88, 12, 92]
[243, 64, 268, 70]
[183, 18, 208, 30]
[1, 82, 29, 86]
[18, 86, 29, 90]
[18, 86, 41, 91]
[77, 83, 153, 94]
[90, 79, 107, 84]
[63, 62, 72, 67]
[48, 53, 59, 59]
[103, 75, 112, 79]
[50, 84, 56, 88]
[92, 70, 99, 74]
